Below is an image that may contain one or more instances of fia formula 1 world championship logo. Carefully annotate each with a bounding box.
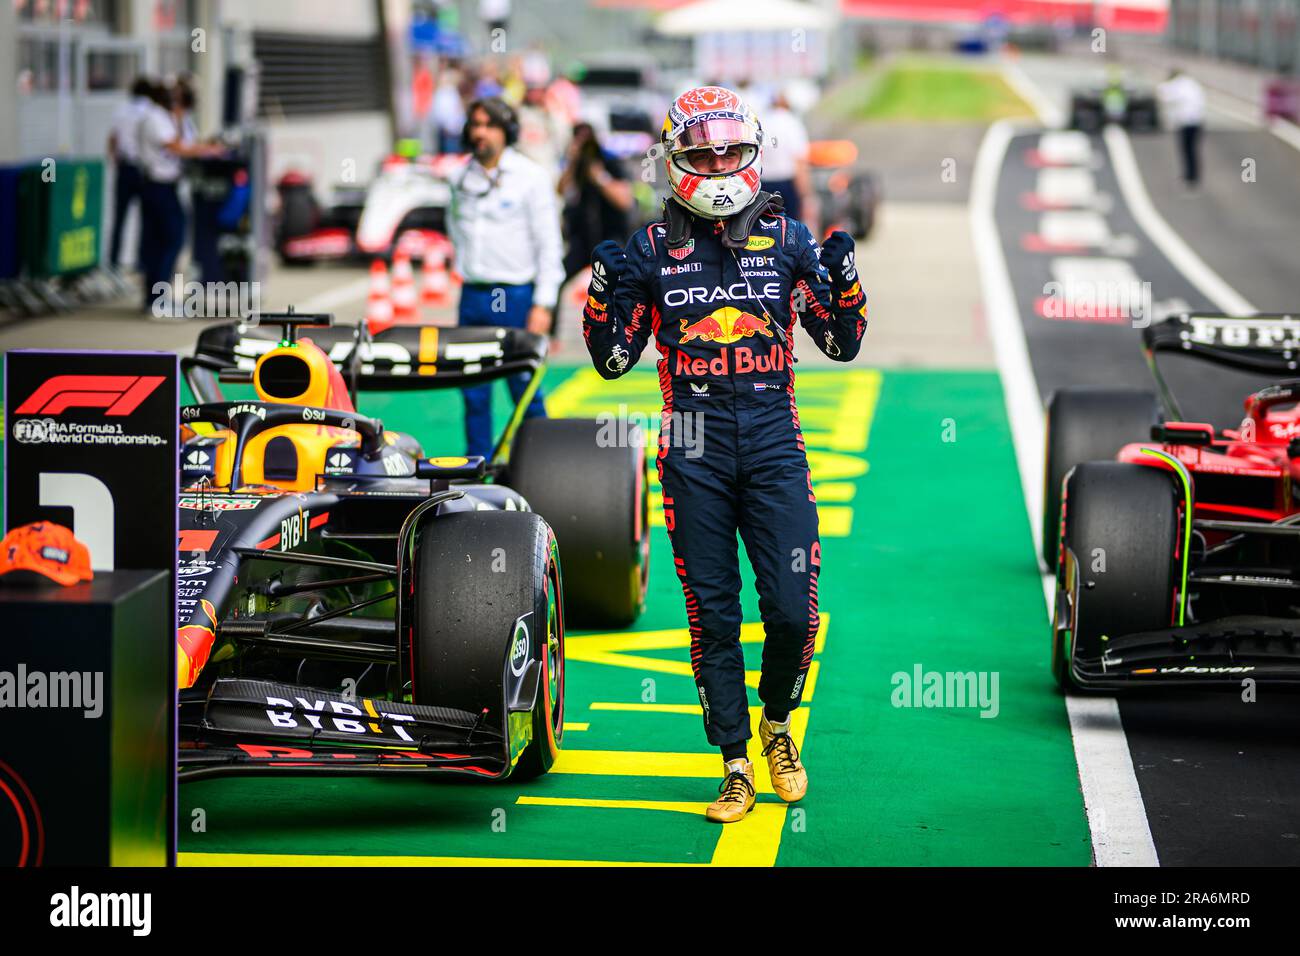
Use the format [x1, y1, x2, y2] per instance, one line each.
[16, 375, 165, 416]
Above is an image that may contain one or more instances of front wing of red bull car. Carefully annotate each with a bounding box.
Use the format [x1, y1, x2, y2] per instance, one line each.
[175, 312, 650, 780]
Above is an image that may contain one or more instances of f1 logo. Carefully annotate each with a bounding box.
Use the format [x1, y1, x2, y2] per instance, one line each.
[16, 375, 165, 416]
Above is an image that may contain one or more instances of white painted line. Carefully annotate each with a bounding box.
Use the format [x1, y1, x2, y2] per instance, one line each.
[971, 121, 1047, 554]
[1050, 257, 1141, 286]
[973, 123, 1045, 536]
[1002, 59, 1065, 128]
[1037, 130, 1094, 166]
[1198, 89, 1263, 128]
[1040, 210, 1112, 247]
[971, 119, 1161, 868]
[1037, 167, 1098, 206]
[1102, 126, 1257, 316]
[1268, 116, 1300, 155]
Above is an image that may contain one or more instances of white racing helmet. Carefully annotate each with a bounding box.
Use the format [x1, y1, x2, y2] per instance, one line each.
[661, 86, 764, 220]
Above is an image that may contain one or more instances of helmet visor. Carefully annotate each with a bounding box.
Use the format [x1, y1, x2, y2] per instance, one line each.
[669, 115, 754, 150]
[670, 142, 759, 176]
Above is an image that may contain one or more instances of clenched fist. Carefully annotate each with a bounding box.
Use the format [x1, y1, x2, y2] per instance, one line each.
[818, 230, 858, 291]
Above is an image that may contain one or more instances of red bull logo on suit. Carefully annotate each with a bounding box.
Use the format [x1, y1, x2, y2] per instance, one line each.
[679, 306, 774, 345]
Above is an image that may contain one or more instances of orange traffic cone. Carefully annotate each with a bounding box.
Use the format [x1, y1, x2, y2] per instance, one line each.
[420, 245, 453, 309]
[365, 259, 393, 334]
[391, 249, 418, 325]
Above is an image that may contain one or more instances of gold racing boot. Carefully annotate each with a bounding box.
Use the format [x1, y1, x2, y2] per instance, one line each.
[759, 712, 808, 803]
[706, 758, 756, 823]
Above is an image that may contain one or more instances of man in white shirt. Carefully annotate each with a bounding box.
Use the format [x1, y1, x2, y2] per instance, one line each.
[448, 97, 564, 457]
[760, 90, 815, 227]
[106, 76, 153, 271]
[1157, 69, 1207, 189]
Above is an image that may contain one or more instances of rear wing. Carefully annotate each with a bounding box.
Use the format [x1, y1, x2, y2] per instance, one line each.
[186, 320, 548, 404]
[1142, 313, 1300, 420]
[1143, 313, 1300, 376]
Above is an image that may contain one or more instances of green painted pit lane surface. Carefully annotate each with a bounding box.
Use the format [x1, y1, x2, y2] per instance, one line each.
[172, 364, 1088, 866]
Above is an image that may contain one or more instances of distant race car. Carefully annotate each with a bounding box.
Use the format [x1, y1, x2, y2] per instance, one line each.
[175, 311, 650, 779]
[275, 151, 462, 265]
[808, 139, 880, 241]
[1044, 312, 1300, 690]
[1068, 82, 1159, 132]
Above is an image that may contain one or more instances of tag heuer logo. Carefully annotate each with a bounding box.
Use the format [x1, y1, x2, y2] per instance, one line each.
[669, 240, 694, 261]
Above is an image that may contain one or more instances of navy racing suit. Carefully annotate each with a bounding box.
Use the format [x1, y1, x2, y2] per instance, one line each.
[582, 195, 867, 750]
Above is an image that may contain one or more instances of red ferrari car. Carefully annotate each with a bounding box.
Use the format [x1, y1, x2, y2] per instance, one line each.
[1044, 312, 1300, 690]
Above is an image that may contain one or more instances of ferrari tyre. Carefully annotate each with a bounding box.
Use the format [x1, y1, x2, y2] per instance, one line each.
[1052, 462, 1178, 691]
[412, 510, 564, 778]
[506, 418, 649, 629]
[1042, 387, 1161, 572]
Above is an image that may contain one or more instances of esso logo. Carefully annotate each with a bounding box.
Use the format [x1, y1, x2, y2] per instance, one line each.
[509, 622, 530, 677]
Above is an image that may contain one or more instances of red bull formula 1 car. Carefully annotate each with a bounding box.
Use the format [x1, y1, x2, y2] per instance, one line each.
[175, 311, 649, 779]
[1044, 312, 1300, 690]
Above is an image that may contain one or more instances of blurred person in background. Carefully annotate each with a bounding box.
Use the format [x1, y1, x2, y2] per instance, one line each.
[516, 83, 567, 180]
[479, 0, 510, 35]
[761, 89, 815, 229]
[137, 79, 223, 316]
[449, 97, 564, 457]
[580, 86, 867, 825]
[106, 76, 154, 274]
[473, 58, 504, 99]
[175, 77, 199, 145]
[547, 71, 582, 128]
[1158, 68, 1206, 190]
[431, 63, 467, 154]
[558, 122, 633, 283]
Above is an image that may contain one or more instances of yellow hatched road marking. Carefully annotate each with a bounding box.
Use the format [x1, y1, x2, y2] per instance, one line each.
[591, 702, 701, 714]
[551, 749, 775, 791]
[565, 616, 826, 699]
[517, 796, 788, 867]
[547, 368, 877, 538]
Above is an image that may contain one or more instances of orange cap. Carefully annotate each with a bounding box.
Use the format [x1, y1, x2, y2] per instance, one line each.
[0, 521, 93, 587]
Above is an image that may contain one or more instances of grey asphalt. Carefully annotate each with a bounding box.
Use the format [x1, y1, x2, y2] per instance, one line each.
[1130, 129, 1300, 312]
[995, 126, 1300, 865]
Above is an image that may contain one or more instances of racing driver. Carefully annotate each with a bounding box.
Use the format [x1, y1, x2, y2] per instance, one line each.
[581, 86, 868, 823]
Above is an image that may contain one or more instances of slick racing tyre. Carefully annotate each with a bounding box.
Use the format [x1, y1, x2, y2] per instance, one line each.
[275, 181, 320, 267]
[412, 510, 564, 778]
[506, 418, 650, 629]
[1052, 462, 1178, 691]
[1042, 387, 1162, 572]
